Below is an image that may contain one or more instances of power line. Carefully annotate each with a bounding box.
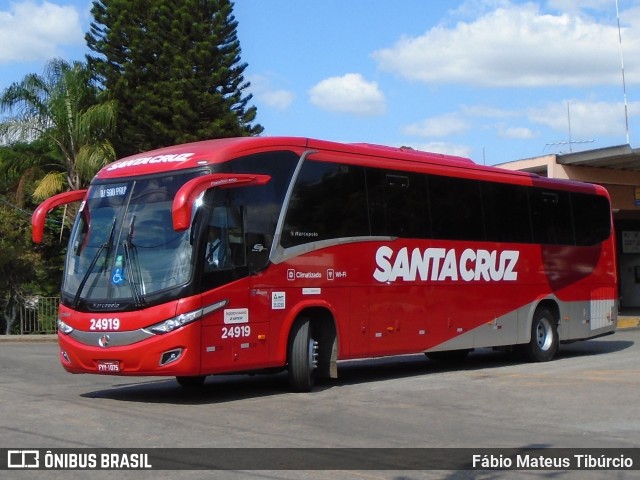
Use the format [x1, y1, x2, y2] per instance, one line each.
[0, 196, 34, 217]
[0, 196, 62, 224]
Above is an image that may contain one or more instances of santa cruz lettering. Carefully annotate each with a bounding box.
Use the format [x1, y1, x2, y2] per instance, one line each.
[106, 152, 195, 171]
[373, 246, 519, 283]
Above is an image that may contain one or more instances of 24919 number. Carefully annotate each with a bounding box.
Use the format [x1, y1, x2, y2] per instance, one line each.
[90, 318, 120, 331]
[222, 325, 250, 339]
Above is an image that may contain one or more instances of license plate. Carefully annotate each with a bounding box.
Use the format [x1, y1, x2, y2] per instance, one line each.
[97, 360, 120, 373]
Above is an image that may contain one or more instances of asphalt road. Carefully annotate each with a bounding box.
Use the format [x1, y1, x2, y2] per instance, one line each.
[1, 329, 639, 480]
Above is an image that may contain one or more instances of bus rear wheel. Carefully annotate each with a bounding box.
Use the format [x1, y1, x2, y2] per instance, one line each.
[523, 307, 558, 362]
[288, 318, 318, 392]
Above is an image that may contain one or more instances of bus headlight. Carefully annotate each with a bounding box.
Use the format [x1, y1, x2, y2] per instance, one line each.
[144, 309, 203, 335]
[57, 319, 74, 335]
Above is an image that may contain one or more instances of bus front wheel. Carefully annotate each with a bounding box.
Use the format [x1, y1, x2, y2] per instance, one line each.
[523, 307, 558, 362]
[288, 318, 318, 392]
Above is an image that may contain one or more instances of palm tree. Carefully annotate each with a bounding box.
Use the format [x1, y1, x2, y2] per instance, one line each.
[0, 58, 117, 201]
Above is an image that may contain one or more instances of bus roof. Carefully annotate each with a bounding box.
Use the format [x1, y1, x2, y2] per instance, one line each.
[92, 136, 608, 197]
[95, 136, 477, 180]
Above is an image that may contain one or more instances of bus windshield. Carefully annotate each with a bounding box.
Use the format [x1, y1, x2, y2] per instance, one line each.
[63, 172, 199, 307]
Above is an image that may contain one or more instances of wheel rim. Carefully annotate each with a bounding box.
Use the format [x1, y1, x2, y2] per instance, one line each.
[308, 338, 319, 371]
[536, 317, 554, 351]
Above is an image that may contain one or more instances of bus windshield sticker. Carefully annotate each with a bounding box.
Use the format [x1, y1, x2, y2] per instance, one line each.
[94, 185, 128, 199]
[111, 255, 125, 285]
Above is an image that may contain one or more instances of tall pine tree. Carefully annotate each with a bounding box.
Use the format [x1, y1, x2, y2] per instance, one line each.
[86, 0, 263, 157]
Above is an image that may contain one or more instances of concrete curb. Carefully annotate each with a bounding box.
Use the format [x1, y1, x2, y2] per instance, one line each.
[0, 334, 58, 342]
[618, 317, 640, 329]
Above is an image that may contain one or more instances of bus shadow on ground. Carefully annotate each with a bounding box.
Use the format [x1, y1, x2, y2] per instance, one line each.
[80, 338, 633, 405]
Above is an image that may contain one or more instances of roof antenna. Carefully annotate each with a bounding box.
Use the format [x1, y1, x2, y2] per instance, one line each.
[616, 0, 630, 145]
[544, 102, 593, 152]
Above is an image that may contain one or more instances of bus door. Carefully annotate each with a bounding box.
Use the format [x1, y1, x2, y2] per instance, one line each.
[173, 173, 272, 374]
[199, 279, 257, 374]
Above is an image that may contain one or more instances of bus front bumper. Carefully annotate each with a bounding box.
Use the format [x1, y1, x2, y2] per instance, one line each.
[57, 322, 201, 376]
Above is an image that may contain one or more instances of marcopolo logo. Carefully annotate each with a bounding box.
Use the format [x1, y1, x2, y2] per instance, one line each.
[373, 246, 520, 283]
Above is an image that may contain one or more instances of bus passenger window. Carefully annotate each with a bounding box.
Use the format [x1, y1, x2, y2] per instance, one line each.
[429, 175, 484, 241]
[367, 168, 430, 238]
[530, 189, 573, 245]
[282, 161, 369, 248]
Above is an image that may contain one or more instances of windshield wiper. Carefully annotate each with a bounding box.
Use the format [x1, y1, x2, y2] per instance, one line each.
[73, 217, 117, 309]
[122, 215, 146, 307]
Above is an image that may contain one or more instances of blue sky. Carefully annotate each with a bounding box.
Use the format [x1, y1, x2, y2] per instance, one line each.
[1, 0, 639, 165]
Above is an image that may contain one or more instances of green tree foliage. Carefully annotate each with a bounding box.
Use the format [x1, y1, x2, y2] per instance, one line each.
[0, 201, 65, 334]
[0, 141, 70, 332]
[0, 60, 116, 320]
[0, 58, 117, 200]
[0, 140, 57, 207]
[86, 0, 263, 157]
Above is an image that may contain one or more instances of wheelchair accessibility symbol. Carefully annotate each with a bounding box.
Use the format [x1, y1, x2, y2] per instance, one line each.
[112, 268, 125, 285]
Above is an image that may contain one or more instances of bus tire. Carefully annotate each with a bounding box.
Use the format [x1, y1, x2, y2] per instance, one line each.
[523, 307, 558, 362]
[176, 375, 206, 389]
[288, 318, 318, 392]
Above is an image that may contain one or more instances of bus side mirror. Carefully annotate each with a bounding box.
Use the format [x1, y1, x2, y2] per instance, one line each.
[172, 174, 270, 231]
[32, 190, 88, 243]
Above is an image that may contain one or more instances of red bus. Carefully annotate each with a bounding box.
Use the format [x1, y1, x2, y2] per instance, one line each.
[32, 137, 618, 391]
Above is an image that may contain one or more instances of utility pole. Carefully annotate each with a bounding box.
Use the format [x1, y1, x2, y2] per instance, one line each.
[616, 0, 630, 144]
